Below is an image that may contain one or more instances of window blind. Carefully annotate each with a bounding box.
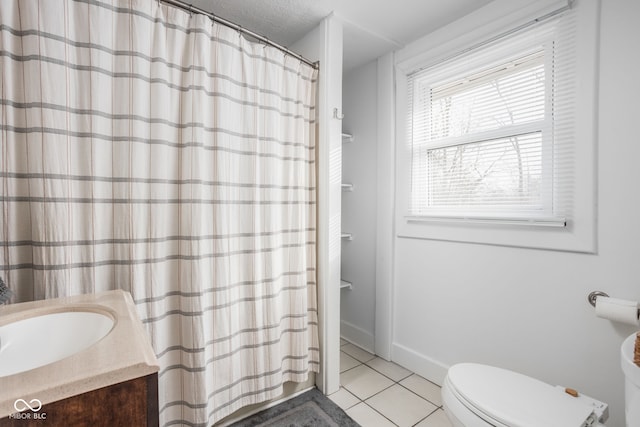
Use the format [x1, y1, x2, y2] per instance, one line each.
[407, 8, 577, 225]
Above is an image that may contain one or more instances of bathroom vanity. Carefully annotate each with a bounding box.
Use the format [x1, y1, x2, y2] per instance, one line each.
[0, 290, 159, 426]
[0, 374, 158, 427]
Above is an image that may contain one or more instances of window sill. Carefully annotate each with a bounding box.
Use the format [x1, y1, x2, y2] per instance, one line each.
[405, 215, 567, 228]
[397, 214, 595, 253]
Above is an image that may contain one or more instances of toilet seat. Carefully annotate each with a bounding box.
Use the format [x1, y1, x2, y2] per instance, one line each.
[444, 363, 600, 427]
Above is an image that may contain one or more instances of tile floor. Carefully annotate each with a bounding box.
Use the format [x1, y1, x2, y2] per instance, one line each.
[330, 339, 453, 427]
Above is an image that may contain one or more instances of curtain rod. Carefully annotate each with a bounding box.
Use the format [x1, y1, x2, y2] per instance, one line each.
[160, 0, 318, 69]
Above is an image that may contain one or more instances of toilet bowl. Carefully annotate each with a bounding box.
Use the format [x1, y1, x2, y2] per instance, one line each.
[621, 333, 640, 426]
[442, 363, 607, 427]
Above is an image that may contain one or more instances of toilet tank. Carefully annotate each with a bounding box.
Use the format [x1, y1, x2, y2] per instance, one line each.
[621, 333, 640, 427]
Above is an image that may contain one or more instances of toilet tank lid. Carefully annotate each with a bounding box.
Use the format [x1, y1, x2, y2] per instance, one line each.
[447, 363, 596, 427]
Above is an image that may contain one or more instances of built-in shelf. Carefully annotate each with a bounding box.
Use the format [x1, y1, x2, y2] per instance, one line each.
[340, 280, 352, 290]
[341, 129, 353, 292]
[342, 133, 354, 143]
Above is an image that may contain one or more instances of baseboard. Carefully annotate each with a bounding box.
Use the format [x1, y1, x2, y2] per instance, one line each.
[392, 342, 449, 386]
[340, 320, 375, 353]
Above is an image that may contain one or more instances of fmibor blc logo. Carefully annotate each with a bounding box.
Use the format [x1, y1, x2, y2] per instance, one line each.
[9, 398, 47, 420]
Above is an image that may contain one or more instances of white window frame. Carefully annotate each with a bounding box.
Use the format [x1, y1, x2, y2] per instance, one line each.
[394, 0, 599, 253]
[409, 45, 555, 222]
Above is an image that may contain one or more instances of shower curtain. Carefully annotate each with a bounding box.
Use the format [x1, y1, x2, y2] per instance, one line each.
[0, 0, 319, 425]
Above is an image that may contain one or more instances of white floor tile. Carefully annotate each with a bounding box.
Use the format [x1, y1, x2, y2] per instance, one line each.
[365, 384, 437, 427]
[340, 351, 361, 373]
[366, 357, 412, 382]
[340, 364, 394, 400]
[341, 343, 376, 363]
[400, 374, 443, 406]
[328, 387, 360, 411]
[346, 403, 396, 427]
[415, 408, 454, 427]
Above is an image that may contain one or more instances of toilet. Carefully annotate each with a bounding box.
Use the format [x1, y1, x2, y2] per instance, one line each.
[621, 332, 640, 426]
[442, 363, 608, 427]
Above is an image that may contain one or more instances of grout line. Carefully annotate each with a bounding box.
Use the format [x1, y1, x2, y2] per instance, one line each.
[397, 380, 442, 408]
[340, 341, 446, 426]
[341, 344, 377, 363]
[365, 360, 414, 383]
[363, 382, 438, 426]
[362, 381, 396, 403]
[339, 365, 362, 374]
[330, 387, 361, 411]
[346, 355, 377, 364]
[342, 380, 394, 404]
[411, 407, 440, 427]
[344, 401, 360, 410]
[362, 400, 401, 427]
[338, 356, 364, 374]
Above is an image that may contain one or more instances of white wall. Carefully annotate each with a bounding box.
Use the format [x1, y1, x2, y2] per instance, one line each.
[387, 1, 640, 426]
[340, 61, 379, 351]
[291, 15, 344, 395]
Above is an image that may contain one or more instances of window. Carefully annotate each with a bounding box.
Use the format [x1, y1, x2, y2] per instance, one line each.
[406, 11, 575, 226]
[395, 0, 598, 252]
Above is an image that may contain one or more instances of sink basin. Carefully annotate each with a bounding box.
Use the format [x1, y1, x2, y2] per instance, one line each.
[0, 310, 114, 377]
[0, 290, 159, 419]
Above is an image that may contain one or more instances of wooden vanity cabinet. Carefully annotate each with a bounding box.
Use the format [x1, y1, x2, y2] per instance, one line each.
[1, 373, 158, 427]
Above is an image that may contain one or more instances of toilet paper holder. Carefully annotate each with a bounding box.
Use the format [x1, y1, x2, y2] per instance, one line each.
[588, 290, 640, 316]
[588, 291, 609, 307]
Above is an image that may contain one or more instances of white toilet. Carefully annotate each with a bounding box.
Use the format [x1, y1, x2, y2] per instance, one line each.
[622, 332, 640, 426]
[442, 363, 609, 427]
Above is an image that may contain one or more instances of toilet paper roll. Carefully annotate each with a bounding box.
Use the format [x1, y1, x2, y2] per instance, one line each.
[595, 296, 640, 326]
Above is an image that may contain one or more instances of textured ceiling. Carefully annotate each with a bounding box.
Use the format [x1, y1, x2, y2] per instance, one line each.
[190, 0, 493, 71]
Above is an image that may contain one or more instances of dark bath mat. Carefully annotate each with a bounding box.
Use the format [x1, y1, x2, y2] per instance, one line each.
[229, 388, 361, 427]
